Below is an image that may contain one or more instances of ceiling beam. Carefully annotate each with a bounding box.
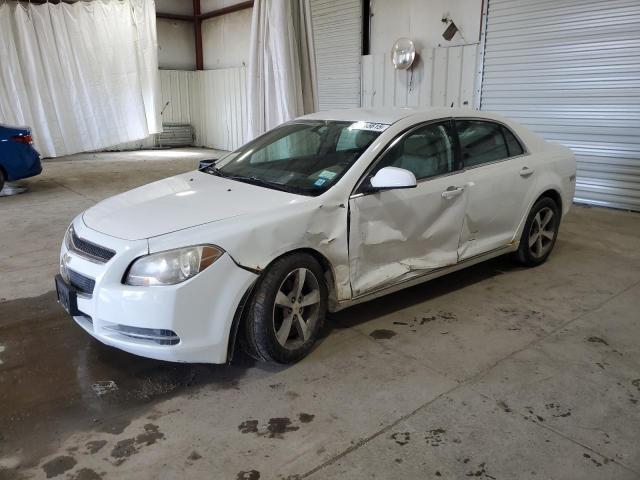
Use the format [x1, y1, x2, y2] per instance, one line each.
[199, 0, 254, 21]
[193, 0, 203, 70]
[156, 12, 195, 22]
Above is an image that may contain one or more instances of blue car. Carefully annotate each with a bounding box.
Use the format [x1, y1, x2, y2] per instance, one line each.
[0, 124, 42, 193]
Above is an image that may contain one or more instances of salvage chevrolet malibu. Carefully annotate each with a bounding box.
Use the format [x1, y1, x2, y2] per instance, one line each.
[56, 108, 576, 364]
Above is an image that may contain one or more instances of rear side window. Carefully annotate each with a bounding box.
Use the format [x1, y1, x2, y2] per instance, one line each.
[457, 120, 508, 167]
[502, 126, 524, 157]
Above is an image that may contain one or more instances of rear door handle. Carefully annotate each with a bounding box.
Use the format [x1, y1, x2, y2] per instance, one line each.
[442, 186, 464, 199]
[520, 167, 535, 177]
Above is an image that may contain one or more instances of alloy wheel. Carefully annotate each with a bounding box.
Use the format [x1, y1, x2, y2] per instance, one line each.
[528, 206, 556, 258]
[272, 268, 321, 350]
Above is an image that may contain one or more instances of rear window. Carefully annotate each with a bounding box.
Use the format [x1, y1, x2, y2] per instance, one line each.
[502, 126, 525, 157]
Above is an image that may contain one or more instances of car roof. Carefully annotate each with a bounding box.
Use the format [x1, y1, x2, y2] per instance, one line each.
[298, 107, 511, 125]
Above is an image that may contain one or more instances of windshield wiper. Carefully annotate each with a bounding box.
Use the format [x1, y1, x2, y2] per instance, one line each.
[227, 175, 296, 193]
[205, 168, 307, 195]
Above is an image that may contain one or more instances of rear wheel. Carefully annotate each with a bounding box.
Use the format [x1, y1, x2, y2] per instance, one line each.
[516, 196, 560, 266]
[242, 253, 327, 364]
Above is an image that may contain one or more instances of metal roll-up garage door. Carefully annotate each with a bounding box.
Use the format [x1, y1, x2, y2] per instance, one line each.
[480, 0, 640, 210]
[310, 0, 362, 111]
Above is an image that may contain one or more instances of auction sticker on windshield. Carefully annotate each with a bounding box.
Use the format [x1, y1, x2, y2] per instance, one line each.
[348, 121, 390, 132]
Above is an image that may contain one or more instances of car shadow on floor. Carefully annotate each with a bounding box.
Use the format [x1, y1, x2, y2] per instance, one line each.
[322, 253, 523, 336]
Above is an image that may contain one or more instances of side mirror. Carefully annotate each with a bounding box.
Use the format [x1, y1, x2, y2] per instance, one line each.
[368, 166, 417, 191]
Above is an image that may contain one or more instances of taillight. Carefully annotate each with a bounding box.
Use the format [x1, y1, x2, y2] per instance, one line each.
[10, 134, 33, 144]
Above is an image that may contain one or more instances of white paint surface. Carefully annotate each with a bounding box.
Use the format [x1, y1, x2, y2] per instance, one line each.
[66, 108, 575, 363]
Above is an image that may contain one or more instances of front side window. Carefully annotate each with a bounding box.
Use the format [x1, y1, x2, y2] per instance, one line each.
[457, 120, 509, 167]
[211, 121, 383, 196]
[369, 122, 456, 181]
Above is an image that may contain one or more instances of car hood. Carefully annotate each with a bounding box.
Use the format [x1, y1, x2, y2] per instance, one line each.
[83, 171, 305, 240]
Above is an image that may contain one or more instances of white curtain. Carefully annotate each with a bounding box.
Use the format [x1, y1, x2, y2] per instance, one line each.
[0, 0, 161, 158]
[247, 0, 318, 140]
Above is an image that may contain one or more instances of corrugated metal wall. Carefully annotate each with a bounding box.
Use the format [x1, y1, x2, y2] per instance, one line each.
[361, 45, 478, 108]
[192, 68, 248, 151]
[108, 68, 247, 152]
[481, 0, 640, 211]
[310, 0, 362, 110]
[159, 70, 194, 123]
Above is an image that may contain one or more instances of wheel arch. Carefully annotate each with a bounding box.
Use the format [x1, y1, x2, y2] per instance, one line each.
[225, 247, 338, 363]
[537, 188, 563, 213]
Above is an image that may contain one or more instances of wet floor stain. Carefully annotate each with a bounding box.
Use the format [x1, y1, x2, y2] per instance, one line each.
[583, 452, 608, 467]
[383, 311, 459, 334]
[41, 455, 77, 478]
[369, 329, 397, 339]
[465, 461, 496, 479]
[0, 291, 255, 470]
[110, 438, 137, 460]
[71, 467, 102, 480]
[524, 407, 545, 423]
[238, 420, 259, 434]
[390, 432, 410, 446]
[187, 451, 202, 461]
[497, 400, 512, 413]
[237, 414, 313, 439]
[85, 440, 107, 454]
[110, 424, 165, 465]
[545, 403, 572, 418]
[236, 470, 260, 480]
[425, 428, 446, 447]
[266, 418, 299, 438]
[135, 424, 164, 446]
[298, 413, 315, 423]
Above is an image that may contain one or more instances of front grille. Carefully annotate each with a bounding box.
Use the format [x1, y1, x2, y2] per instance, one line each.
[68, 269, 95, 295]
[71, 230, 115, 263]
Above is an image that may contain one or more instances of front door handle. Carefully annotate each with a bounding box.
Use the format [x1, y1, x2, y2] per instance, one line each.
[520, 167, 535, 177]
[442, 186, 464, 199]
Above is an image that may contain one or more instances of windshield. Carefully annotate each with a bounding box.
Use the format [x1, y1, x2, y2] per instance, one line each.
[209, 120, 385, 196]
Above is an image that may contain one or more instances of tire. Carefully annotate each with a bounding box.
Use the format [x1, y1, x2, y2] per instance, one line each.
[242, 253, 328, 364]
[0, 169, 5, 194]
[516, 196, 561, 266]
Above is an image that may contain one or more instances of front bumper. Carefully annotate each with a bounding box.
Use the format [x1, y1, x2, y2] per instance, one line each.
[58, 219, 258, 363]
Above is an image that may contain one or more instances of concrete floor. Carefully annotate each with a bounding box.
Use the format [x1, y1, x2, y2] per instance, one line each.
[1, 148, 639, 480]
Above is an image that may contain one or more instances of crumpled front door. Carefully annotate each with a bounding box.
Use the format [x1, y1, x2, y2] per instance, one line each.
[348, 172, 468, 297]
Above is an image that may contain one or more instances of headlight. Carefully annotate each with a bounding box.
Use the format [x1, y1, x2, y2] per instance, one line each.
[64, 224, 74, 250]
[125, 245, 224, 286]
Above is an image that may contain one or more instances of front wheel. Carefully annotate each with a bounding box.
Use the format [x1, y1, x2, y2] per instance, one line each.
[516, 197, 560, 266]
[242, 253, 327, 364]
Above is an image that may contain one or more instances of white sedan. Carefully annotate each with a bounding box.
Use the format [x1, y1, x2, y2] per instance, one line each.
[56, 108, 576, 364]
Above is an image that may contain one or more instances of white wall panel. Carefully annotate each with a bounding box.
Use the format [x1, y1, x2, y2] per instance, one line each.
[192, 67, 248, 151]
[361, 45, 478, 109]
[159, 70, 194, 124]
[481, 0, 640, 211]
